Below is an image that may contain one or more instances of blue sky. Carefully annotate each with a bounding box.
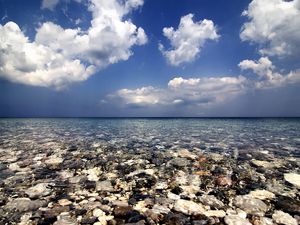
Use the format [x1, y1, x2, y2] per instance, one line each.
[0, 0, 300, 117]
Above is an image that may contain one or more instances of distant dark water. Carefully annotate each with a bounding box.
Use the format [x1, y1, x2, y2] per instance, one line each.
[0, 118, 299, 156]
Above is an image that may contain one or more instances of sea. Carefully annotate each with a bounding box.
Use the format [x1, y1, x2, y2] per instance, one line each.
[0, 118, 300, 224]
[0, 118, 299, 157]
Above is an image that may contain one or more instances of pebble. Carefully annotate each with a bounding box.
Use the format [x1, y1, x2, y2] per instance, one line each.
[284, 173, 300, 188]
[58, 199, 72, 206]
[5, 198, 46, 212]
[45, 156, 64, 166]
[169, 158, 190, 168]
[25, 183, 52, 199]
[96, 180, 115, 192]
[203, 210, 226, 217]
[249, 189, 275, 200]
[224, 215, 252, 225]
[272, 210, 298, 225]
[93, 208, 105, 217]
[53, 213, 78, 225]
[216, 176, 232, 186]
[177, 149, 198, 160]
[233, 195, 268, 216]
[199, 195, 224, 209]
[251, 160, 274, 169]
[173, 199, 205, 215]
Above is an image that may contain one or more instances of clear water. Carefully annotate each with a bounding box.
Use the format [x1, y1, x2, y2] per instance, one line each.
[0, 118, 299, 157]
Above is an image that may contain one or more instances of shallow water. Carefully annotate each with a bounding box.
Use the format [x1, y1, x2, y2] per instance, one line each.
[0, 118, 300, 156]
[0, 118, 299, 224]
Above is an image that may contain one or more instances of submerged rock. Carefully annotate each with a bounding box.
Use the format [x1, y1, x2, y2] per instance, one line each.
[45, 156, 63, 167]
[58, 199, 72, 206]
[25, 183, 52, 199]
[169, 158, 190, 168]
[249, 189, 275, 200]
[177, 149, 197, 160]
[224, 215, 251, 225]
[284, 173, 300, 188]
[198, 195, 224, 209]
[272, 210, 298, 225]
[251, 160, 274, 169]
[96, 180, 115, 192]
[5, 198, 46, 212]
[114, 206, 134, 217]
[53, 212, 78, 225]
[173, 199, 205, 215]
[216, 176, 232, 186]
[275, 196, 300, 215]
[203, 210, 226, 218]
[233, 195, 268, 216]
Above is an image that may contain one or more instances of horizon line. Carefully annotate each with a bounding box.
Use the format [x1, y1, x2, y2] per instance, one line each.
[0, 116, 300, 119]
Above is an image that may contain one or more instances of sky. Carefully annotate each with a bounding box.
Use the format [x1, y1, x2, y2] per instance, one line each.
[0, 0, 300, 117]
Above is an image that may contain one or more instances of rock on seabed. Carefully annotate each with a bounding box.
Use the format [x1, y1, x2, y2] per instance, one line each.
[173, 199, 205, 215]
[233, 195, 268, 216]
[284, 173, 300, 188]
[272, 210, 298, 225]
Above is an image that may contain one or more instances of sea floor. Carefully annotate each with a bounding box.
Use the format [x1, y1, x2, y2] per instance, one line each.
[0, 119, 299, 225]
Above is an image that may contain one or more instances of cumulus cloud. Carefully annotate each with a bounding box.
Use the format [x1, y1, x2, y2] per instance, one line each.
[159, 14, 219, 66]
[240, 0, 300, 57]
[239, 57, 300, 89]
[41, 0, 60, 11]
[0, 0, 147, 89]
[104, 75, 247, 107]
[239, 57, 275, 80]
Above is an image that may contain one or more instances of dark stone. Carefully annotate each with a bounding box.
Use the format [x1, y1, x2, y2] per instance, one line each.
[0, 196, 7, 206]
[164, 213, 191, 225]
[212, 166, 227, 176]
[275, 196, 300, 215]
[171, 186, 183, 195]
[245, 182, 265, 190]
[127, 214, 146, 223]
[41, 206, 70, 220]
[110, 218, 125, 225]
[114, 206, 135, 218]
[135, 174, 156, 189]
[75, 208, 87, 216]
[192, 220, 209, 225]
[129, 193, 151, 202]
[108, 219, 119, 225]
[83, 180, 96, 189]
[81, 216, 98, 224]
[67, 145, 78, 151]
[125, 220, 146, 225]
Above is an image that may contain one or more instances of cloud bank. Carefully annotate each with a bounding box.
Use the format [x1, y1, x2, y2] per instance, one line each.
[104, 56, 300, 109]
[104, 75, 248, 108]
[159, 14, 219, 66]
[0, 0, 147, 89]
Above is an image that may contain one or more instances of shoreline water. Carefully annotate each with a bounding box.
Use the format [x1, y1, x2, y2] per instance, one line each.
[0, 118, 299, 224]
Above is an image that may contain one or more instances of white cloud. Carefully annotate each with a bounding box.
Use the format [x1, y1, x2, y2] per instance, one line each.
[105, 75, 247, 107]
[159, 14, 219, 66]
[0, 0, 147, 89]
[239, 57, 275, 80]
[41, 0, 59, 11]
[240, 0, 300, 57]
[105, 56, 300, 109]
[239, 57, 300, 89]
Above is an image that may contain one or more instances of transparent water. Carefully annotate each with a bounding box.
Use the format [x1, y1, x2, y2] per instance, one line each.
[0, 118, 299, 157]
